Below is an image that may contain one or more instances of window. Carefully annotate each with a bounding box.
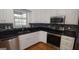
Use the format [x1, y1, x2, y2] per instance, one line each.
[14, 14, 26, 26]
[13, 9, 31, 28]
[14, 13, 27, 27]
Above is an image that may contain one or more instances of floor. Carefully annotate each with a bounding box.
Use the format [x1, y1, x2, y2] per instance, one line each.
[25, 42, 59, 50]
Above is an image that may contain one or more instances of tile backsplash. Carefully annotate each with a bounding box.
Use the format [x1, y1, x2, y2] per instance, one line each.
[30, 23, 78, 31]
[0, 23, 13, 29]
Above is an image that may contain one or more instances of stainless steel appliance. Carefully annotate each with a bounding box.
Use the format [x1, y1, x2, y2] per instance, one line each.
[47, 33, 61, 47]
[50, 16, 65, 24]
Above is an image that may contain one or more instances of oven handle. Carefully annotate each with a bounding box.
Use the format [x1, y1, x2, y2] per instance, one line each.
[47, 33, 61, 37]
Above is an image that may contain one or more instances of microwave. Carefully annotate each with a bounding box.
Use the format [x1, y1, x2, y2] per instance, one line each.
[50, 16, 65, 24]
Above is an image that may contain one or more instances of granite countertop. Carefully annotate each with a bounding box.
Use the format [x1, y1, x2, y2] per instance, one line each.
[0, 27, 78, 41]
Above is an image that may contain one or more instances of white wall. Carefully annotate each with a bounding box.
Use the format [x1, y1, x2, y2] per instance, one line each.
[29, 9, 79, 24]
[0, 9, 78, 24]
[29, 9, 57, 23]
[64, 9, 78, 24]
[77, 10, 79, 24]
[0, 9, 14, 23]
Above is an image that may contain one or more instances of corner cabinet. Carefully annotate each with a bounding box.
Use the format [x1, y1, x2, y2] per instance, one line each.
[39, 31, 47, 43]
[60, 35, 75, 50]
[18, 31, 47, 50]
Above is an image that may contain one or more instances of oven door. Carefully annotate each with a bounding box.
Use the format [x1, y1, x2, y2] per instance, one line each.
[47, 33, 61, 47]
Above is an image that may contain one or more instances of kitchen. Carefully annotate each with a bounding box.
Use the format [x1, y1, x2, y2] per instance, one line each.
[0, 9, 79, 50]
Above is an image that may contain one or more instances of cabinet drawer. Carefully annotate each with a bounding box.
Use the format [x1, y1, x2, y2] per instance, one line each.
[61, 35, 75, 42]
[61, 38, 74, 44]
[19, 37, 39, 49]
[19, 35, 38, 40]
[60, 45, 72, 50]
[60, 40, 74, 47]
[19, 32, 39, 38]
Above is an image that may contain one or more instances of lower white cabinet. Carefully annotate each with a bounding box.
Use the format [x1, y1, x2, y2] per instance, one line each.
[60, 35, 75, 50]
[18, 31, 40, 50]
[0, 37, 19, 50]
[18, 31, 47, 50]
[8, 37, 19, 50]
[39, 31, 47, 43]
[0, 31, 47, 50]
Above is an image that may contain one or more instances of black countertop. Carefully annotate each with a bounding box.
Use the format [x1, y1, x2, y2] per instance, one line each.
[0, 27, 78, 41]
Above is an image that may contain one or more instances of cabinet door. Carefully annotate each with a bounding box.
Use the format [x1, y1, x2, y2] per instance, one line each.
[39, 31, 47, 43]
[0, 37, 19, 50]
[0, 40, 9, 50]
[47, 33, 61, 47]
[60, 35, 75, 50]
[8, 37, 19, 50]
[18, 32, 40, 50]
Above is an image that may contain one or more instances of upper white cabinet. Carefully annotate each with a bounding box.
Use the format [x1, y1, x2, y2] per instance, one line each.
[0, 9, 14, 23]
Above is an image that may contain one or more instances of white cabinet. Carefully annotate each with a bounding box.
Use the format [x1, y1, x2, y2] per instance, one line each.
[18, 31, 47, 50]
[60, 35, 75, 50]
[0, 37, 19, 50]
[8, 37, 19, 50]
[0, 9, 14, 23]
[18, 31, 40, 50]
[39, 31, 47, 43]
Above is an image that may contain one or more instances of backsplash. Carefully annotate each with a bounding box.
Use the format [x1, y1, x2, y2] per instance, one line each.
[0, 23, 13, 30]
[64, 25, 78, 31]
[30, 23, 78, 31]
